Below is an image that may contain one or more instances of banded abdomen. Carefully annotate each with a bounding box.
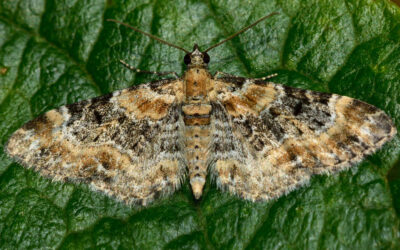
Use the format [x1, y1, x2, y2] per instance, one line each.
[182, 103, 211, 199]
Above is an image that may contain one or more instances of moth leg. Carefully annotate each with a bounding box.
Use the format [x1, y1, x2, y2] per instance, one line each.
[253, 73, 278, 81]
[120, 59, 179, 78]
[214, 71, 240, 79]
[214, 71, 278, 81]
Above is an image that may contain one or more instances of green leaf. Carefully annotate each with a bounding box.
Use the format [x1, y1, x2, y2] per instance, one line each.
[1, 0, 399, 248]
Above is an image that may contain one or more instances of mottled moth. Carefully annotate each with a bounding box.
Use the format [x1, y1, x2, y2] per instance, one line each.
[5, 13, 396, 206]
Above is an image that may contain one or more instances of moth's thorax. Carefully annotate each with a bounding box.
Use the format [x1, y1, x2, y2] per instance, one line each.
[182, 66, 213, 200]
[183, 67, 212, 102]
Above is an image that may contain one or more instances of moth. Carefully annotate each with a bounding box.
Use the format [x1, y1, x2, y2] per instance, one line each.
[5, 13, 396, 206]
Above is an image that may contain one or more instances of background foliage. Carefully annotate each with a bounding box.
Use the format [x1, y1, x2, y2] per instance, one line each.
[0, 0, 399, 249]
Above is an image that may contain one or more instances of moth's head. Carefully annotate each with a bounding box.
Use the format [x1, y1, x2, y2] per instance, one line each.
[184, 44, 210, 68]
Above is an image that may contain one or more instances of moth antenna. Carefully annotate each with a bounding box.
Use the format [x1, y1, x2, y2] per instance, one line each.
[106, 19, 190, 54]
[204, 12, 279, 52]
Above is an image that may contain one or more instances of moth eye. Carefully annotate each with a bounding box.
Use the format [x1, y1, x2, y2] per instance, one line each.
[203, 52, 210, 63]
[184, 54, 191, 65]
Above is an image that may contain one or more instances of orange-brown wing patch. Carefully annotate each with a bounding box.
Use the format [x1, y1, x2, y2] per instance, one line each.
[210, 79, 277, 117]
[116, 79, 184, 120]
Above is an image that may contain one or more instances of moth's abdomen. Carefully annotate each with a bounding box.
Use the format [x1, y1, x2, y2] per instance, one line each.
[182, 103, 212, 199]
